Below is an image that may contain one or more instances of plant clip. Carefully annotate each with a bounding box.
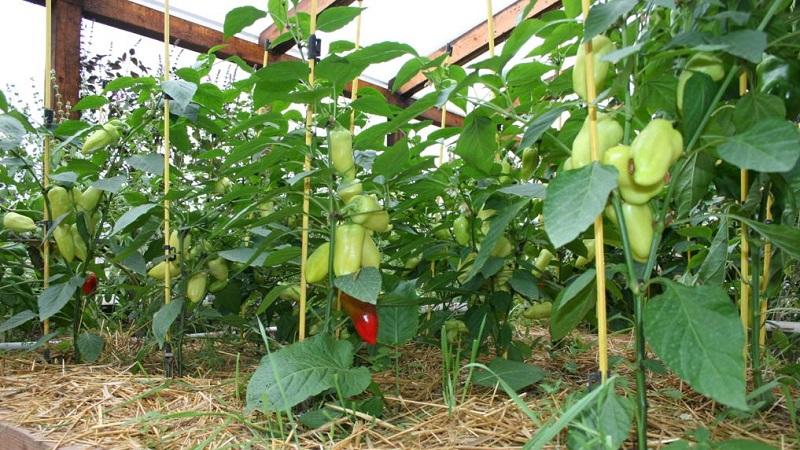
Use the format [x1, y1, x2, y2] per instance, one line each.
[263, 38, 271, 51]
[445, 42, 454, 56]
[587, 370, 603, 390]
[44, 108, 55, 129]
[307, 33, 322, 62]
[163, 244, 177, 261]
[163, 343, 174, 378]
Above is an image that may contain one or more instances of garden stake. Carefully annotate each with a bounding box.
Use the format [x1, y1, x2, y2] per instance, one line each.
[162, 0, 172, 309]
[739, 72, 750, 365]
[299, 0, 319, 341]
[349, 0, 362, 133]
[438, 44, 453, 166]
[759, 193, 773, 346]
[485, 0, 496, 57]
[578, 0, 609, 384]
[42, 0, 53, 337]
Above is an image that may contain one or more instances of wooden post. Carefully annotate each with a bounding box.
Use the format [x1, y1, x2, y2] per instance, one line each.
[51, 0, 82, 117]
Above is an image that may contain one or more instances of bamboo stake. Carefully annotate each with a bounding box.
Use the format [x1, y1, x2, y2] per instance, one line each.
[298, 0, 319, 341]
[486, 0, 496, 57]
[438, 47, 450, 166]
[349, 0, 363, 133]
[42, 0, 53, 335]
[163, 0, 172, 307]
[759, 193, 773, 346]
[739, 72, 749, 362]
[579, 0, 608, 382]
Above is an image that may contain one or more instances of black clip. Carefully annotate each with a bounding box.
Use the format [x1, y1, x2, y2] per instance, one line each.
[44, 108, 55, 129]
[445, 42, 454, 56]
[163, 244, 177, 261]
[307, 33, 322, 62]
[263, 38, 271, 51]
[164, 343, 174, 378]
[765, 219, 773, 225]
[587, 371, 603, 390]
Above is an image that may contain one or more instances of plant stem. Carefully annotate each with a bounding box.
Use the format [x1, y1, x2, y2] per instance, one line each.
[750, 234, 763, 394]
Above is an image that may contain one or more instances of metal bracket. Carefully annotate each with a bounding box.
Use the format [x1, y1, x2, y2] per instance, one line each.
[307, 34, 322, 62]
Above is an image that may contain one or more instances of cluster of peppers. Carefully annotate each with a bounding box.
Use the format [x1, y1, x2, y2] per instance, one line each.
[304, 124, 389, 345]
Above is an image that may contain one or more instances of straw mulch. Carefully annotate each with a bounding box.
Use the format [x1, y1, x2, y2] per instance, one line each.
[0, 329, 796, 449]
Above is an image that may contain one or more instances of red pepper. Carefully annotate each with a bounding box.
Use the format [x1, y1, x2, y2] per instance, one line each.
[82, 272, 98, 296]
[339, 291, 378, 345]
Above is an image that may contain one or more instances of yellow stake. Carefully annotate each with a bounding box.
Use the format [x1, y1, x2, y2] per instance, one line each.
[163, 0, 172, 306]
[580, 0, 609, 382]
[759, 193, 773, 346]
[739, 72, 749, 363]
[349, 0, 363, 133]
[42, 0, 53, 335]
[438, 49, 449, 166]
[486, 0, 496, 57]
[299, 0, 319, 341]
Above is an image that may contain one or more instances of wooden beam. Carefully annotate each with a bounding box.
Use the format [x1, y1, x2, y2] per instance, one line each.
[394, 0, 562, 97]
[25, 0, 461, 127]
[259, 0, 356, 55]
[51, 0, 82, 117]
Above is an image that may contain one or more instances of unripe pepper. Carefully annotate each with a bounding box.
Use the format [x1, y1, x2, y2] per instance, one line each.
[187, 272, 208, 303]
[78, 186, 103, 212]
[575, 239, 595, 268]
[53, 224, 75, 262]
[490, 235, 514, 258]
[523, 301, 552, 319]
[534, 249, 554, 273]
[169, 230, 181, 263]
[363, 210, 390, 233]
[499, 159, 513, 184]
[677, 53, 724, 113]
[347, 195, 381, 224]
[208, 257, 229, 281]
[329, 125, 356, 180]
[82, 120, 122, 154]
[337, 179, 363, 205]
[621, 202, 654, 263]
[213, 177, 233, 195]
[3, 212, 37, 232]
[340, 291, 378, 345]
[571, 113, 623, 168]
[433, 223, 451, 240]
[404, 254, 422, 270]
[278, 283, 301, 301]
[258, 201, 274, 217]
[453, 215, 470, 246]
[631, 119, 683, 186]
[306, 242, 330, 283]
[148, 261, 180, 280]
[603, 145, 664, 205]
[573, 35, 617, 101]
[520, 147, 538, 180]
[70, 224, 88, 261]
[48, 186, 71, 221]
[182, 233, 192, 261]
[361, 234, 381, 269]
[81, 272, 98, 296]
[334, 224, 366, 276]
[209, 279, 229, 293]
[444, 319, 468, 343]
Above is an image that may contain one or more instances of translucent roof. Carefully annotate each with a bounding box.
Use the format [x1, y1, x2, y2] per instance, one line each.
[129, 0, 521, 86]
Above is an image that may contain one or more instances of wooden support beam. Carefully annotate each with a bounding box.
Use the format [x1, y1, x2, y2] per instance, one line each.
[25, 0, 461, 127]
[51, 0, 82, 117]
[259, 0, 356, 55]
[394, 0, 562, 97]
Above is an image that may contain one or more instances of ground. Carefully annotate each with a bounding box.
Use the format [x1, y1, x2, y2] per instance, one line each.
[0, 328, 795, 449]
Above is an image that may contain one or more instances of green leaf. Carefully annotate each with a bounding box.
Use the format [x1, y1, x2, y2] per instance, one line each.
[0, 89, 7, 112]
[544, 163, 617, 248]
[519, 106, 568, 150]
[715, 439, 778, 450]
[733, 93, 786, 132]
[38, 276, 83, 321]
[223, 6, 267, 39]
[334, 267, 382, 305]
[455, 112, 496, 174]
[317, 6, 362, 32]
[218, 248, 267, 267]
[673, 152, 714, 218]
[644, 281, 747, 409]
[568, 387, 633, 450]
[498, 183, 547, 198]
[600, 43, 643, 63]
[347, 42, 417, 66]
[377, 303, 418, 345]
[392, 57, 424, 92]
[0, 114, 25, 151]
[153, 299, 184, 348]
[72, 95, 108, 111]
[584, 0, 637, 40]
[696, 217, 729, 285]
[736, 216, 800, 260]
[0, 310, 36, 334]
[254, 60, 310, 83]
[246, 334, 371, 412]
[76, 332, 104, 363]
[509, 270, 541, 300]
[103, 76, 157, 92]
[267, 0, 288, 30]
[717, 30, 767, 63]
[126, 154, 165, 174]
[550, 270, 596, 341]
[161, 79, 197, 111]
[473, 358, 545, 391]
[111, 203, 158, 236]
[640, 73, 677, 116]
[682, 72, 717, 142]
[717, 119, 800, 172]
[92, 175, 126, 194]
[463, 199, 529, 282]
